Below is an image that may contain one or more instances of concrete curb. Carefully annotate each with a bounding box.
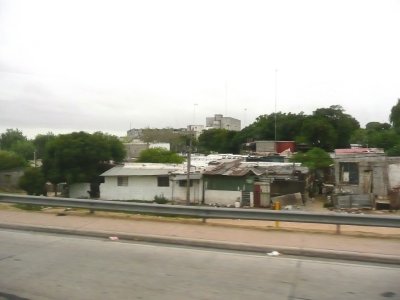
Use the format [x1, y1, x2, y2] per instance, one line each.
[1, 223, 399, 265]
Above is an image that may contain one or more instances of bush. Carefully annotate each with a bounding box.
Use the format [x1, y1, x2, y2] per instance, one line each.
[19, 167, 46, 195]
[154, 194, 168, 204]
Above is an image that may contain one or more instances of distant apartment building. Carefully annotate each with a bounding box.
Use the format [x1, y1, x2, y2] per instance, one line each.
[187, 125, 205, 139]
[206, 114, 241, 131]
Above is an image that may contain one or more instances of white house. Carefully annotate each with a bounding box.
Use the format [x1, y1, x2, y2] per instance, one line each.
[100, 163, 203, 204]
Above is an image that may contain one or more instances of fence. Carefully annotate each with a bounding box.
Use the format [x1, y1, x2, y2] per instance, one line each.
[0, 193, 399, 233]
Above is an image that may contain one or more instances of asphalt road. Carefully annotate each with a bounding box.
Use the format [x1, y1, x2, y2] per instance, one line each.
[0, 229, 399, 300]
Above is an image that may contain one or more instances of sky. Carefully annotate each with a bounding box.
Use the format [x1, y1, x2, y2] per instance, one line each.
[1, 0, 400, 138]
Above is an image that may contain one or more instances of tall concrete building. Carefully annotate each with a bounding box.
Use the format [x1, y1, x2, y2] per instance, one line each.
[206, 114, 241, 131]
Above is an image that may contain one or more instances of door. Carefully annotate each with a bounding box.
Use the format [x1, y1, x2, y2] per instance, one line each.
[363, 170, 372, 194]
[253, 184, 261, 207]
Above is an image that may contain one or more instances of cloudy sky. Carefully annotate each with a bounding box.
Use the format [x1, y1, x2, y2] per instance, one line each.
[1, 0, 400, 138]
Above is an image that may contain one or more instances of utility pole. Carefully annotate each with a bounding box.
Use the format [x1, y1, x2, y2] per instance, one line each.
[274, 69, 278, 152]
[186, 131, 192, 205]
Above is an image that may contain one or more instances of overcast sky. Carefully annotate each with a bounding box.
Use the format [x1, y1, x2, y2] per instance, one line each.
[1, 0, 400, 138]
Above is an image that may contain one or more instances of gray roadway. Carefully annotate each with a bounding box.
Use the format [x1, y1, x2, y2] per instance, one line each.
[0, 230, 399, 300]
[0, 209, 399, 264]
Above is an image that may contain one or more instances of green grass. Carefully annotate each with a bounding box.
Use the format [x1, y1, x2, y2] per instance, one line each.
[13, 204, 44, 211]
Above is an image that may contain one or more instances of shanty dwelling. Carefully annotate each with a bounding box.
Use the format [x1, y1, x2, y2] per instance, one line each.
[0, 168, 24, 190]
[334, 148, 400, 209]
[202, 160, 309, 207]
[99, 163, 203, 204]
[68, 182, 92, 198]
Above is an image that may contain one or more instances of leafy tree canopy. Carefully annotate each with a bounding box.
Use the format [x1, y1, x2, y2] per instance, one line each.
[10, 140, 35, 160]
[42, 131, 126, 185]
[312, 105, 360, 149]
[300, 116, 338, 151]
[19, 167, 46, 195]
[33, 133, 56, 159]
[137, 147, 184, 163]
[291, 147, 333, 170]
[365, 122, 391, 131]
[198, 129, 238, 154]
[0, 129, 27, 150]
[0, 150, 27, 171]
[390, 98, 400, 133]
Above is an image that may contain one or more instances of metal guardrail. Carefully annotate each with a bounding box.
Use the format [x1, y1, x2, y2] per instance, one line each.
[0, 193, 399, 228]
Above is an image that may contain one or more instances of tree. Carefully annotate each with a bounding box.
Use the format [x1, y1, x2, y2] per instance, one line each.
[390, 98, 400, 133]
[300, 116, 338, 151]
[0, 150, 27, 170]
[291, 147, 333, 197]
[137, 148, 184, 163]
[365, 122, 391, 131]
[198, 129, 238, 154]
[10, 140, 35, 160]
[350, 128, 368, 146]
[33, 133, 56, 159]
[291, 147, 333, 170]
[42, 131, 126, 197]
[387, 144, 400, 156]
[366, 129, 400, 150]
[0, 129, 27, 150]
[19, 167, 46, 195]
[313, 105, 359, 149]
[231, 112, 307, 153]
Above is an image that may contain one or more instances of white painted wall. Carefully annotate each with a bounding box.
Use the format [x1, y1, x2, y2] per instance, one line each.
[100, 176, 171, 201]
[389, 163, 400, 189]
[170, 180, 203, 204]
[204, 190, 241, 206]
[69, 183, 91, 198]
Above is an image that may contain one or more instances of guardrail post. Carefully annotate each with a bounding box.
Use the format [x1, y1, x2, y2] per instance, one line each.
[336, 224, 341, 234]
[274, 201, 281, 228]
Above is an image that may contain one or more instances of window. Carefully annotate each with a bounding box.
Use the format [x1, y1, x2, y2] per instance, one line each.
[117, 176, 128, 186]
[157, 176, 169, 187]
[179, 180, 193, 187]
[339, 162, 359, 184]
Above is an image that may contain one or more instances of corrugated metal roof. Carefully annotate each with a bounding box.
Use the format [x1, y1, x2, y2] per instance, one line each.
[203, 160, 308, 177]
[335, 148, 384, 155]
[101, 163, 184, 177]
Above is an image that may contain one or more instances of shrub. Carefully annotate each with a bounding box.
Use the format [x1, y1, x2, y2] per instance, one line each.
[154, 194, 168, 204]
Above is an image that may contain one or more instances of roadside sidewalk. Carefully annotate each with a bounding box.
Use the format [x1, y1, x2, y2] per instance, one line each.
[0, 208, 400, 264]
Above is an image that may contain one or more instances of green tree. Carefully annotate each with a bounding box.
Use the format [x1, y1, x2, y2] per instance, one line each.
[137, 148, 184, 163]
[198, 129, 238, 154]
[390, 98, 400, 133]
[365, 122, 391, 131]
[33, 133, 56, 159]
[0, 129, 27, 150]
[291, 147, 333, 197]
[367, 129, 400, 150]
[313, 105, 360, 149]
[42, 131, 126, 197]
[387, 144, 400, 156]
[10, 140, 35, 160]
[19, 167, 47, 195]
[232, 112, 307, 153]
[0, 150, 27, 170]
[300, 116, 338, 151]
[291, 147, 333, 170]
[350, 128, 368, 146]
